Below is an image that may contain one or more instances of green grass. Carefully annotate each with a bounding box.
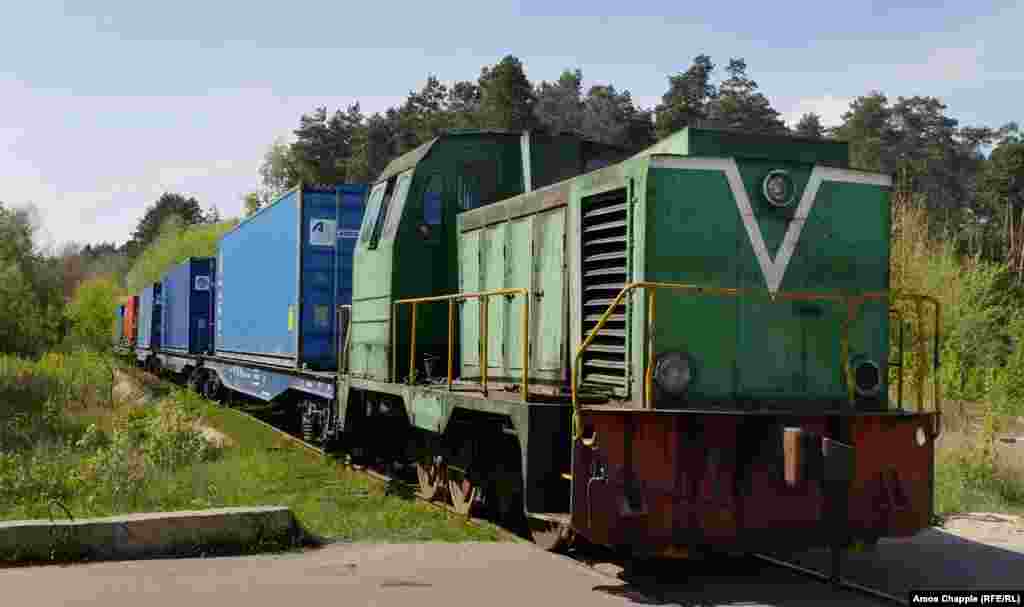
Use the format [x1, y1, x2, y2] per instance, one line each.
[189, 403, 506, 542]
[933, 428, 1024, 519]
[0, 357, 506, 545]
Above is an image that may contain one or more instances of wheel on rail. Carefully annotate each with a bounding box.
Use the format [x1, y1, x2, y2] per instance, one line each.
[202, 372, 223, 402]
[527, 515, 574, 552]
[447, 469, 481, 516]
[416, 456, 447, 501]
[186, 368, 204, 393]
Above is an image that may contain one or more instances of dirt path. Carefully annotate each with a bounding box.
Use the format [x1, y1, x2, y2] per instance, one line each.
[113, 369, 233, 448]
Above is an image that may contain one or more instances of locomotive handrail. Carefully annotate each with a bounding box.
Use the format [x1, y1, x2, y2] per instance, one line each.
[392, 288, 531, 401]
[571, 282, 941, 440]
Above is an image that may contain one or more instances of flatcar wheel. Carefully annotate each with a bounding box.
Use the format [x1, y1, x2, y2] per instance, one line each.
[528, 516, 574, 552]
[448, 473, 480, 516]
[416, 458, 446, 501]
[203, 373, 223, 402]
[186, 369, 204, 393]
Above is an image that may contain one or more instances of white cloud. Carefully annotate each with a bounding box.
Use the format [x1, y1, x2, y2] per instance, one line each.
[898, 46, 983, 83]
[781, 95, 852, 129]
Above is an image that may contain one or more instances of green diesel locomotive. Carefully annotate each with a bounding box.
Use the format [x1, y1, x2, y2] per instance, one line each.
[340, 126, 940, 557]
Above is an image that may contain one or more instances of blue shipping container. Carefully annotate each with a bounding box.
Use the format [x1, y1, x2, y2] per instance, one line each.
[161, 257, 215, 354]
[216, 184, 367, 370]
[336, 184, 368, 306]
[137, 283, 163, 350]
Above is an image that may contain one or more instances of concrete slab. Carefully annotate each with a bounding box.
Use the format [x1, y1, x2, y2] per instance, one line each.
[0, 507, 302, 563]
[0, 542, 877, 607]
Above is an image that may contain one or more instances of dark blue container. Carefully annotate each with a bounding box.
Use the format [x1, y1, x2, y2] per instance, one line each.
[216, 184, 367, 370]
[161, 257, 215, 354]
[137, 283, 162, 350]
[336, 184, 368, 305]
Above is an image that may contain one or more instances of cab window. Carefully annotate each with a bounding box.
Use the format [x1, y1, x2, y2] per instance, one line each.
[382, 171, 413, 240]
[359, 181, 388, 245]
[423, 176, 442, 225]
[361, 175, 402, 249]
[458, 173, 481, 210]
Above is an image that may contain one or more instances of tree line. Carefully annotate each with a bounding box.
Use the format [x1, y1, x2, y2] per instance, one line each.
[1, 53, 1022, 361]
[243, 54, 1021, 273]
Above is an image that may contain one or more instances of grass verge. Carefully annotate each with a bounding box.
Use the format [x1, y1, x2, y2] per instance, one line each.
[0, 353, 505, 548]
[933, 401, 1024, 518]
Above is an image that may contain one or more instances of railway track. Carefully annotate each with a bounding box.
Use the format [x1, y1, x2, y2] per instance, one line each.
[211, 395, 907, 606]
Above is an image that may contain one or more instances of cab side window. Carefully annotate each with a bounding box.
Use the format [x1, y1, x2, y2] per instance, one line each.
[360, 181, 389, 245]
[424, 176, 442, 225]
[361, 176, 397, 249]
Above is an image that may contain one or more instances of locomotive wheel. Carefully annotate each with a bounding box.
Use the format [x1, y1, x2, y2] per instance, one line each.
[416, 458, 446, 501]
[448, 473, 480, 516]
[528, 516, 574, 552]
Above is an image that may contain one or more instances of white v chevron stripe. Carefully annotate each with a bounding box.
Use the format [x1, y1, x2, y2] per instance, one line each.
[650, 156, 892, 295]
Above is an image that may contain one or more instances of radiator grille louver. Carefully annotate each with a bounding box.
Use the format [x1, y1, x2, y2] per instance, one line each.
[579, 189, 629, 392]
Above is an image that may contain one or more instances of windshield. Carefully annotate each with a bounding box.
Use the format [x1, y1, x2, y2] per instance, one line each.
[359, 182, 389, 244]
[382, 170, 413, 240]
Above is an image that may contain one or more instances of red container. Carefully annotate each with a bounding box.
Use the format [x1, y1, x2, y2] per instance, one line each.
[122, 295, 139, 345]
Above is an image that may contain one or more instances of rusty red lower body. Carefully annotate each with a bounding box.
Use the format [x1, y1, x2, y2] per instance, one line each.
[571, 409, 936, 557]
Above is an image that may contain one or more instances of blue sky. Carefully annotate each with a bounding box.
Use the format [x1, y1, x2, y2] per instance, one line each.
[2, 1, 1020, 250]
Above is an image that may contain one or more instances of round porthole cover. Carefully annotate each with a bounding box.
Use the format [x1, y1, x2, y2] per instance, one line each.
[763, 170, 796, 208]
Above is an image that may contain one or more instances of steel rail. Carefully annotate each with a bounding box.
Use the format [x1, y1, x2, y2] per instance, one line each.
[752, 552, 908, 606]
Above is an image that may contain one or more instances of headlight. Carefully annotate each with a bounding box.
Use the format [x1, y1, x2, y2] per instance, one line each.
[762, 170, 796, 208]
[852, 357, 882, 397]
[653, 351, 693, 398]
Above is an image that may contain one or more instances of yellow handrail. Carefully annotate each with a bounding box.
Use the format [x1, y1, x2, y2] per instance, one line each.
[571, 282, 941, 440]
[392, 288, 531, 402]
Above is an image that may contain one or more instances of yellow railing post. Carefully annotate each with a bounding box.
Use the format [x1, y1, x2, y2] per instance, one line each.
[447, 299, 455, 391]
[522, 293, 530, 403]
[390, 303, 396, 383]
[645, 289, 656, 409]
[408, 302, 418, 385]
[481, 295, 489, 397]
[915, 298, 925, 413]
[391, 288, 530, 399]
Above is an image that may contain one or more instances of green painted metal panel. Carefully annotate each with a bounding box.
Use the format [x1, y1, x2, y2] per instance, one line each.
[410, 392, 445, 432]
[646, 167, 740, 398]
[732, 160, 816, 396]
[484, 222, 507, 370]
[644, 152, 890, 404]
[459, 231, 480, 369]
[534, 209, 566, 372]
[507, 217, 532, 372]
[642, 128, 848, 168]
[688, 129, 849, 167]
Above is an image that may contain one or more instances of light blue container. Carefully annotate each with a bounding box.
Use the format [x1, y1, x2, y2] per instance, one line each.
[216, 184, 367, 370]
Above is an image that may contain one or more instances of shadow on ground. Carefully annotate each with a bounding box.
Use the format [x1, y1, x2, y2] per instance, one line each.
[585, 528, 1024, 606]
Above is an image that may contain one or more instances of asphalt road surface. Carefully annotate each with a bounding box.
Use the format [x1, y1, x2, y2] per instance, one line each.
[2, 520, 1022, 607]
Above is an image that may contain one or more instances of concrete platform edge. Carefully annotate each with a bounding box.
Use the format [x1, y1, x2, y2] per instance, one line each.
[0, 506, 308, 564]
